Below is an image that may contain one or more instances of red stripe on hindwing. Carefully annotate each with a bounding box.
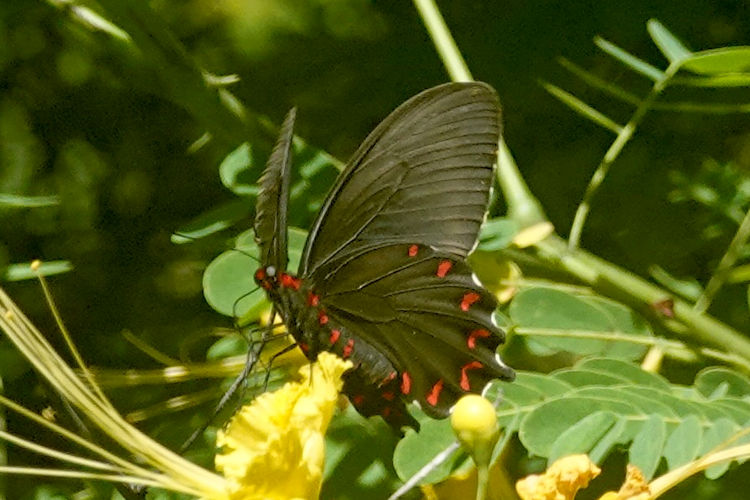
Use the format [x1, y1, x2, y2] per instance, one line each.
[426, 379, 444, 406]
[460, 361, 484, 391]
[467, 328, 491, 349]
[460, 292, 481, 311]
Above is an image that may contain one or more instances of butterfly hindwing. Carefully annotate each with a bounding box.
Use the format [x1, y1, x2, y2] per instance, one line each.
[314, 244, 513, 418]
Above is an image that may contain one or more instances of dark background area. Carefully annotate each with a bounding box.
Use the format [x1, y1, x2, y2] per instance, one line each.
[0, 0, 749, 496]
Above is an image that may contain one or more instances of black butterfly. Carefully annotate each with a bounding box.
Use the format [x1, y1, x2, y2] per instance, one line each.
[253, 82, 514, 429]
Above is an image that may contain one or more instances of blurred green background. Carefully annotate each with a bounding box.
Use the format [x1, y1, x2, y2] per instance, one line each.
[0, 0, 749, 496]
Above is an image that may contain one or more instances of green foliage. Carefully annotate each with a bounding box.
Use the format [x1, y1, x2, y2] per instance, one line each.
[2, 1, 750, 500]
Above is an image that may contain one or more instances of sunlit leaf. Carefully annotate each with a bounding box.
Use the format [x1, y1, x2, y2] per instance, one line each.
[647, 19, 692, 65]
[219, 143, 259, 196]
[542, 82, 622, 133]
[3, 261, 73, 281]
[0, 193, 59, 207]
[595, 36, 664, 81]
[171, 199, 251, 243]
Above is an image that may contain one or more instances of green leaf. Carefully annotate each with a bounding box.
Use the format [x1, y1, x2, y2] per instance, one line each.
[694, 367, 750, 398]
[647, 19, 692, 65]
[576, 358, 671, 390]
[171, 199, 251, 243]
[629, 414, 666, 479]
[324, 405, 402, 499]
[548, 411, 618, 462]
[682, 47, 750, 75]
[0, 193, 59, 207]
[205, 334, 247, 360]
[219, 143, 259, 196]
[509, 286, 651, 359]
[477, 218, 519, 251]
[649, 265, 703, 301]
[519, 396, 635, 457]
[700, 418, 739, 479]
[542, 82, 622, 133]
[3, 261, 73, 281]
[203, 247, 265, 318]
[393, 418, 459, 484]
[595, 36, 664, 81]
[663, 415, 702, 469]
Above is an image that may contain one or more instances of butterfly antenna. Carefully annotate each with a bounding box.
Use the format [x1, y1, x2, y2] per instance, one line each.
[172, 231, 261, 264]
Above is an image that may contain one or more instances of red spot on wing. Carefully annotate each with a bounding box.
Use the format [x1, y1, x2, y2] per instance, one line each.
[342, 339, 354, 358]
[426, 379, 444, 406]
[408, 244, 419, 257]
[460, 292, 481, 311]
[329, 329, 341, 344]
[382, 391, 395, 401]
[352, 394, 365, 406]
[401, 372, 412, 395]
[436, 260, 453, 278]
[307, 292, 320, 307]
[382, 406, 392, 418]
[467, 328, 491, 349]
[299, 342, 309, 354]
[254, 268, 266, 280]
[318, 311, 329, 325]
[460, 361, 484, 391]
[280, 273, 301, 290]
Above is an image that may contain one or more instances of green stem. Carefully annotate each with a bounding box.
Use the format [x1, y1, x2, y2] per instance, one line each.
[568, 63, 680, 250]
[412, 0, 472, 82]
[536, 235, 750, 362]
[413, 0, 549, 228]
[476, 463, 489, 500]
[694, 206, 750, 313]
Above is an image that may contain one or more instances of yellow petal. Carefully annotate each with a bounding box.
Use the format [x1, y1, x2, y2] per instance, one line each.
[516, 454, 600, 500]
[215, 352, 352, 500]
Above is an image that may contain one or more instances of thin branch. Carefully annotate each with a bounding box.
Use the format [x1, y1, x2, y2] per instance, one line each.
[568, 63, 679, 250]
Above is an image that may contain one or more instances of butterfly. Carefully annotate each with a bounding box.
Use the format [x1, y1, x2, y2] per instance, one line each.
[253, 82, 514, 429]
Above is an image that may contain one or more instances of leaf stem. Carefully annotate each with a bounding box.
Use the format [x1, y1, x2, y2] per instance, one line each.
[535, 235, 750, 363]
[413, 0, 549, 228]
[411, 0, 472, 82]
[694, 205, 750, 313]
[568, 63, 680, 250]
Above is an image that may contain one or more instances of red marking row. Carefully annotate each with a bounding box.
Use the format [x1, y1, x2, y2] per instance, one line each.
[408, 244, 419, 257]
[279, 273, 301, 290]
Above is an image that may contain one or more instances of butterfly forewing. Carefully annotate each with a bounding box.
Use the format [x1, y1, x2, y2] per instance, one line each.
[254, 108, 296, 274]
[299, 83, 501, 276]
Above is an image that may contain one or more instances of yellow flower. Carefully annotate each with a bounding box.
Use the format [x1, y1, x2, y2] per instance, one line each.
[598, 464, 650, 500]
[215, 352, 352, 500]
[516, 454, 600, 500]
